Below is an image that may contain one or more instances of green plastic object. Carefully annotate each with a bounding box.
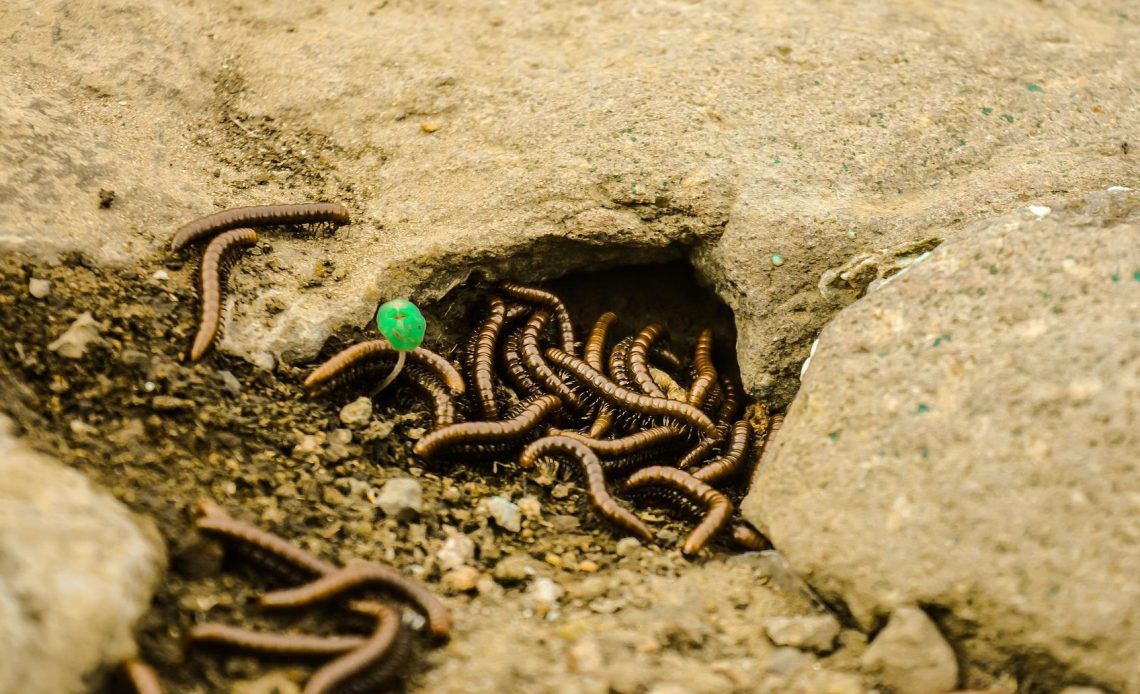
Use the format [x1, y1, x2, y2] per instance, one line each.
[376, 298, 426, 351]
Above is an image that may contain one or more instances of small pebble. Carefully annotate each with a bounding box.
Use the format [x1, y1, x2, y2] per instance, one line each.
[567, 638, 605, 675]
[375, 478, 422, 520]
[492, 554, 535, 584]
[217, 370, 242, 395]
[486, 495, 522, 532]
[28, 278, 51, 298]
[441, 566, 481, 593]
[615, 537, 642, 556]
[339, 397, 373, 428]
[151, 269, 169, 281]
[517, 496, 542, 520]
[764, 614, 841, 653]
[47, 311, 104, 358]
[436, 530, 476, 571]
[550, 483, 571, 499]
[420, 121, 440, 133]
[578, 560, 599, 573]
[765, 647, 809, 676]
[152, 395, 194, 412]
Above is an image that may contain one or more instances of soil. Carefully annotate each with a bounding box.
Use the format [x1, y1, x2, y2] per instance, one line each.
[0, 252, 861, 693]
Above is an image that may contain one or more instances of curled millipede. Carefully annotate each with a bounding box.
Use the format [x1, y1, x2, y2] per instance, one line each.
[584, 312, 617, 371]
[608, 337, 637, 391]
[413, 394, 561, 458]
[329, 617, 413, 694]
[497, 281, 576, 353]
[545, 347, 718, 437]
[520, 312, 587, 411]
[688, 328, 717, 407]
[171, 202, 350, 252]
[303, 341, 465, 397]
[730, 521, 771, 552]
[547, 425, 686, 458]
[190, 228, 258, 362]
[404, 365, 459, 429]
[628, 323, 669, 399]
[691, 419, 752, 485]
[189, 623, 367, 656]
[260, 564, 452, 639]
[500, 328, 545, 398]
[676, 433, 724, 470]
[518, 436, 652, 541]
[619, 466, 732, 556]
[303, 605, 403, 694]
[467, 296, 506, 419]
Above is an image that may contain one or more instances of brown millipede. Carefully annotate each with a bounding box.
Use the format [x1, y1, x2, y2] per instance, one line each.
[676, 433, 724, 470]
[259, 564, 452, 639]
[618, 466, 732, 556]
[520, 312, 587, 411]
[628, 323, 669, 399]
[404, 365, 459, 429]
[500, 328, 545, 398]
[121, 658, 164, 694]
[188, 623, 367, 657]
[466, 296, 506, 419]
[546, 425, 685, 458]
[171, 202, 350, 252]
[730, 521, 771, 552]
[303, 605, 403, 694]
[584, 312, 617, 371]
[303, 341, 465, 396]
[545, 347, 718, 436]
[687, 328, 717, 407]
[690, 419, 752, 485]
[413, 394, 561, 458]
[189, 228, 258, 362]
[497, 281, 576, 353]
[518, 436, 652, 541]
[586, 406, 615, 438]
[194, 500, 335, 580]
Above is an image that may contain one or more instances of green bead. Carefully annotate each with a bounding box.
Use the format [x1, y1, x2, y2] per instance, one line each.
[376, 298, 426, 351]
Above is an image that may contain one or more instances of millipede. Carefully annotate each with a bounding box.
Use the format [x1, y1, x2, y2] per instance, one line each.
[188, 623, 367, 657]
[691, 419, 752, 485]
[619, 466, 732, 556]
[688, 328, 718, 407]
[189, 227, 258, 362]
[170, 202, 350, 252]
[303, 341, 465, 397]
[466, 296, 506, 419]
[412, 394, 561, 458]
[500, 329, 545, 399]
[546, 425, 686, 458]
[496, 280, 576, 353]
[302, 605, 404, 694]
[584, 311, 617, 371]
[627, 323, 669, 399]
[519, 311, 588, 411]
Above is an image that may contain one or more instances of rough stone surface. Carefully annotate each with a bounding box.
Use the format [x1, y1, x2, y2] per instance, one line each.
[1, 0, 1136, 392]
[486, 496, 522, 533]
[763, 614, 841, 654]
[745, 192, 1140, 690]
[46, 311, 105, 359]
[337, 396, 373, 429]
[374, 478, 422, 520]
[0, 415, 166, 694]
[860, 607, 959, 694]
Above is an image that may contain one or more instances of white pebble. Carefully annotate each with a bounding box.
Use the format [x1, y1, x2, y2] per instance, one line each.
[375, 478, 422, 520]
[436, 530, 476, 571]
[487, 496, 522, 532]
[47, 312, 104, 359]
[615, 537, 642, 556]
[28, 278, 51, 298]
[339, 397, 373, 428]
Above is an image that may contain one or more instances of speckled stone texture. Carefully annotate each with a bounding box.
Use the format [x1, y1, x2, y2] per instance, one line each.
[0, 415, 166, 694]
[745, 190, 1140, 691]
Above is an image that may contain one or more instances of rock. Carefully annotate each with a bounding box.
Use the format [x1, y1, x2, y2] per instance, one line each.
[436, 529, 476, 572]
[525, 577, 564, 615]
[486, 496, 521, 533]
[516, 495, 542, 520]
[764, 614, 841, 653]
[615, 537, 642, 557]
[567, 637, 605, 675]
[46, 312, 104, 359]
[764, 647, 810, 677]
[338, 397, 373, 429]
[27, 278, 50, 298]
[151, 395, 193, 412]
[492, 554, 535, 584]
[441, 566, 481, 594]
[746, 194, 1140, 690]
[374, 478, 422, 520]
[0, 415, 165, 694]
[860, 607, 958, 694]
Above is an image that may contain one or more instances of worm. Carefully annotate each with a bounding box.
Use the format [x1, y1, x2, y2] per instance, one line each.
[518, 436, 652, 541]
[628, 323, 669, 398]
[584, 312, 617, 371]
[303, 341, 465, 397]
[500, 328, 545, 399]
[303, 605, 403, 694]
[122, 658, 164, 694]
[496, 281, 576, 353]
[171, 202, 349, 252]
[260, 564, 452, 639]
[730, 521, 771, 552]
[189, 623, 367, 657]
[545, 347, 718, 436]
[189, 228, 258, 362]
[520, 311, 587, 411]
[618, 466, 732, 556]
[413, 394, 560, 458]
[404, 365, 459, 429]
[546, 425, 685, 458]
[467, 296, 506, 419]
[691, 419, 752, 485]
[687, 328, 717, 407]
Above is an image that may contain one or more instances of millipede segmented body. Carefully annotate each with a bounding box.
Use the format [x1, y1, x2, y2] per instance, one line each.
[688, 328, 717, 407]
[628, 323, 669, 399]
[545, 347, 717, 436]
[691, 419, 752, 485]
[122, 659, 164, 694]
[520, 312, 587, 411]
[189, 623, 367, 657]
[413, 394, 561, 458]
[190, 228, 258, 362]
[519, 436, 652, 540]
[619, 466, 732, 556]
[405, 365, 459, 428]
[303, 341, 464, 396]
[500, 329, 545, 398]
[584, 312, 617, 371]
[260, 564, 452, 639]
[467, 296, 506, 419]
[497, 281, 576, 353]
[729, 521, 771, 552]
[303, 605, 403, 694]
[547, 425, 685, 458]
[171, 202, 350, 252]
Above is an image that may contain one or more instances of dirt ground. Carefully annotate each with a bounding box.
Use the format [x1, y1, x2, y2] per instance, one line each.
[0, 251, 880, 693]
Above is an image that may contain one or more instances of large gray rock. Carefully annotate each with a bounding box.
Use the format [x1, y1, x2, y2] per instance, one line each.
[0, 416, 166, 694]
[744, 191, 1140, 690]
[2, 0, 1137, 384]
